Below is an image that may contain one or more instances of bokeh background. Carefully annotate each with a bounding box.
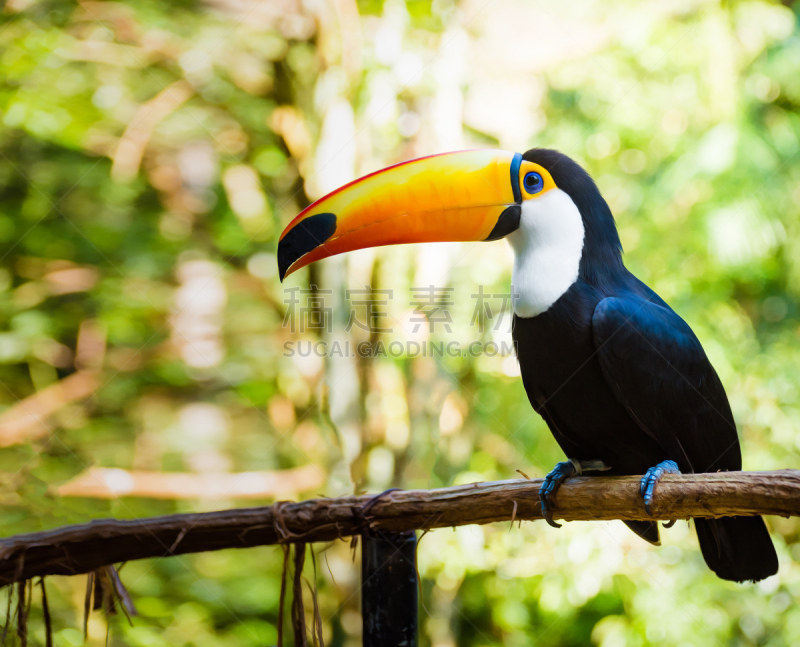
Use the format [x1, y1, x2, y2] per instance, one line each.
[1, 0, 800, 644]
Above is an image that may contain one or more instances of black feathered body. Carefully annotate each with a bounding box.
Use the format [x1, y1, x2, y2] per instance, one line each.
[513, 149, 778, 582]
[513, 273, 740, 477]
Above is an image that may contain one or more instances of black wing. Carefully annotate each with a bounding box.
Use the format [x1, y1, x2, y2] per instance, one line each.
[592, 296, 741, 473]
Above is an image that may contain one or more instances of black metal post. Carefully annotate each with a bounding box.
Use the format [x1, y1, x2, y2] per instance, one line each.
[361, 530, 418, 647]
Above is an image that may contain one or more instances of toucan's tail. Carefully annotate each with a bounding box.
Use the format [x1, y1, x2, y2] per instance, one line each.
[695, 516, 778, 582]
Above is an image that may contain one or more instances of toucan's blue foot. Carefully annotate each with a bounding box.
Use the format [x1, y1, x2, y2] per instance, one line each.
[640, 460, 681, 516]
[539, 461, 576, 528]
[539, 459, 612, 528]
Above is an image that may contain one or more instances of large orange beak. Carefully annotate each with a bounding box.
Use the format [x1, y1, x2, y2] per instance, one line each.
[277, 149, 524, 281]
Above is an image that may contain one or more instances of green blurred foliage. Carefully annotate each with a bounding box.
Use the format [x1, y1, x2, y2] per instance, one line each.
[0, 0, 799, 645]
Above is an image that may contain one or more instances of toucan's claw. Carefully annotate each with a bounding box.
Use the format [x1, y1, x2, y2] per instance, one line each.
[544, 511, 562, 529]
[663, 519, 677, 529]
[538, 460, 577, 528]
[639, 460, 680, 517]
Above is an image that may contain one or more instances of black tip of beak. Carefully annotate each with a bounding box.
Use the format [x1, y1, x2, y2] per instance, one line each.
[484, 205, 521, 241]
[277, 212, 337, 282]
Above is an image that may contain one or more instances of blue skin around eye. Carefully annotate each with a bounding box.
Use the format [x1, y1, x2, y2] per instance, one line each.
[524, 172, 543, 194]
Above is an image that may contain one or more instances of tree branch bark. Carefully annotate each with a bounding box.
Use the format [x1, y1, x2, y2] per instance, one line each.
[1, 470, 798, 586]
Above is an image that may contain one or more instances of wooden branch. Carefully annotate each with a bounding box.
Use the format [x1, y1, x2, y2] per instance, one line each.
[1, 470, 798, 586]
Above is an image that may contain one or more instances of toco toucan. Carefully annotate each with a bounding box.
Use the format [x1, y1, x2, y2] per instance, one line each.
[277, 148, 778, 582]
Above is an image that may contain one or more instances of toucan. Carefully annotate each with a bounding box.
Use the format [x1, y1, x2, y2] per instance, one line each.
[277, 148, 778, 582]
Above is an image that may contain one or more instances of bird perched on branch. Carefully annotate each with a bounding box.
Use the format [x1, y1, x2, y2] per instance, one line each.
[277, 148, 778, 582]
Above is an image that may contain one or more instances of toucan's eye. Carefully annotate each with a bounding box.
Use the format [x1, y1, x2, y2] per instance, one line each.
[523, 172, 544, 195]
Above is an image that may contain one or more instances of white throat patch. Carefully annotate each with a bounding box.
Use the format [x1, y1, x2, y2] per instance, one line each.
[507, 188, 585, 318]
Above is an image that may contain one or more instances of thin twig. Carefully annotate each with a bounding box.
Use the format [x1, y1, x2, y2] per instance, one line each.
[83, 572, 93, 640]
[1, 586, 10, 646]
[15, 581, 26, 647]
[278, 545, 289, 647]
[106, 566, 136, 622]
[39, 579, 52, 647]
[309, 550, 324, 647]
[292, 544, 307, 647]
